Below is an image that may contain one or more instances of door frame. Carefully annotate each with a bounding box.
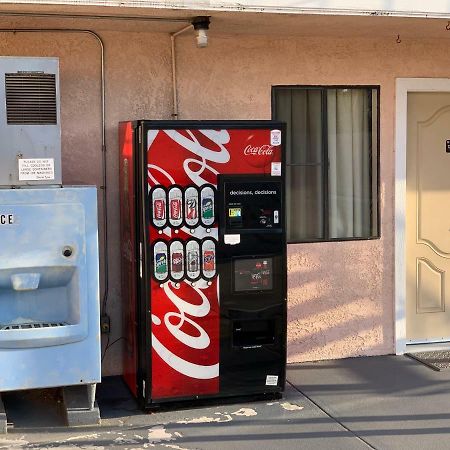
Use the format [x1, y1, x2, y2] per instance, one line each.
[395, 78, 450, 355]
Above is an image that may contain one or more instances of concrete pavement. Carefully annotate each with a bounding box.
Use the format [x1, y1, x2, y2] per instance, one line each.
[1, 356, 450, 449]
[289, 355, 450, 450]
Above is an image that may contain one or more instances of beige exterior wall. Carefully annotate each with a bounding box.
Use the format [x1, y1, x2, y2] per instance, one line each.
[1, 15, 450, 375]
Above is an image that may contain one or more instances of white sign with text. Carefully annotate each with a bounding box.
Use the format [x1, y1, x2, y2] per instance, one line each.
[18, 158, 55, 181]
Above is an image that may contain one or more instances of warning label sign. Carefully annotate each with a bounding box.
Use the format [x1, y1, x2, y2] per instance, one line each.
[18, 158, 55, 181]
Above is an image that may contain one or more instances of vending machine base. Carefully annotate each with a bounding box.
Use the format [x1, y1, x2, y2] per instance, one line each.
[143, 391, 282, 412]
[63, 384, 100, 427]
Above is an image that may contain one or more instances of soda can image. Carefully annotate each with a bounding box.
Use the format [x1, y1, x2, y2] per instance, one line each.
[203, 251, 215, 272]
[202, 198, 213, 220]
[188, 250, 199, 273]
[172, 252, 183, 272]
[185, 239, 201, 280]
[151, 187, 167, 228]
[155, 253, 167, 274]
[170, 198, 182, 220]
[169, 240, 184, 280]
[153, 240, 168, 282]
[168, 186, 183, 228]
[201, 238, 216, 279]
[184, 186, 199, 227]
[186, 198, 197, 220]
[200, 185, 215, 227]
[154, 199, 166, 220]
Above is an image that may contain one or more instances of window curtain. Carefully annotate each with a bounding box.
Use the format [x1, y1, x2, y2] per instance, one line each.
[273, 86, 376, 242]
[275, 89, 324, 241]
[327, 89, 371, 238]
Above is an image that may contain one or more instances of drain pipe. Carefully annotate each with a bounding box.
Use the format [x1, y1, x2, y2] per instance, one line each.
[0, 28, 110, 313]
[171, 24, 192, 120]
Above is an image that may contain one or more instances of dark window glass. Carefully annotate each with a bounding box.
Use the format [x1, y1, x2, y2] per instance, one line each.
[273, 86, 379, 242]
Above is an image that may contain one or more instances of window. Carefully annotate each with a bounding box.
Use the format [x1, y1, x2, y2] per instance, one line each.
[272, 86, 379, 243]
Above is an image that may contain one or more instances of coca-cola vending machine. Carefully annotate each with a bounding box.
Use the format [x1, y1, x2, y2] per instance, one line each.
[119, 121, 286, 408]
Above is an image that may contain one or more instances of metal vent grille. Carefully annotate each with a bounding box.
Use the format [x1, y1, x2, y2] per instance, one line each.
[5, 72, 57, 125]
[0, 322, 66, 331]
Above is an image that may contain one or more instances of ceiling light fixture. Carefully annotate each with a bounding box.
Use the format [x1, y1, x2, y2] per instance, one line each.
[191, 16, 210, 48]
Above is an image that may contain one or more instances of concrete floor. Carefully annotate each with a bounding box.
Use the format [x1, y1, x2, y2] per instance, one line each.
[289, 355, 450, 450]
[1, 356, 450, 449]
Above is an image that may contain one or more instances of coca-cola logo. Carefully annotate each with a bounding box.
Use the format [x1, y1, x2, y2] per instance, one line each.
[243, 144, 274, 156]
[153, 199, 165, 219]
[170, 200, 181, 219]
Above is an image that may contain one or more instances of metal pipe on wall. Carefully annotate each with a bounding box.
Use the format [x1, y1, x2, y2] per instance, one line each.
[0, 11, 190, 23]
[171, 25, 193, 119]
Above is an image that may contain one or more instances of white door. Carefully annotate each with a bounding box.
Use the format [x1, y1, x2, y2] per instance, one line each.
[406, 92, 450, 342]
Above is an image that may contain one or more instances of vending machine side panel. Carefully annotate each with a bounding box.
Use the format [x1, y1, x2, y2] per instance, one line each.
[137, 123, 153, 406]
[119, 121, 138, 397]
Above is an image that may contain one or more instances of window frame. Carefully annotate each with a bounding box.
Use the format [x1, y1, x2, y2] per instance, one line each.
[272, 85, 381, 244]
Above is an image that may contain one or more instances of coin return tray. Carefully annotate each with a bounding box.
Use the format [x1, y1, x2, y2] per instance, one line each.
[0, 322, 67, 331]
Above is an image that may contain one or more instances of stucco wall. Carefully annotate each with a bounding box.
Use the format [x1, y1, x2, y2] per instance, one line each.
[2, 22, 450, 375]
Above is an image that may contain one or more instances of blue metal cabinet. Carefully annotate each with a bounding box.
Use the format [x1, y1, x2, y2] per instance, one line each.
[0, 186, 100, 391]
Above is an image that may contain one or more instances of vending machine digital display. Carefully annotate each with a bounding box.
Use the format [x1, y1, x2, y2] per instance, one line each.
[119, 120, 286, 407]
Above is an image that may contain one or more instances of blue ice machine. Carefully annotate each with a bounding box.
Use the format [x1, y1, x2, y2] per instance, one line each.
[0, 57, 101, 424]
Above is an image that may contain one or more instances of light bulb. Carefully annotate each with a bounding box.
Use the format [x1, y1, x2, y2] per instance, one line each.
[195, 28, 208, 48]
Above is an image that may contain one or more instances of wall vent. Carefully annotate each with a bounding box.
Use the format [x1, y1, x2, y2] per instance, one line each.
[5, 72, 57, 125]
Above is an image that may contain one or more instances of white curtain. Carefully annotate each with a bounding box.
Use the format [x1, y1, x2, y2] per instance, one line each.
[274, 87, 375, 242]
[327, 89, 371, 238]
[275, 89, 324, 242]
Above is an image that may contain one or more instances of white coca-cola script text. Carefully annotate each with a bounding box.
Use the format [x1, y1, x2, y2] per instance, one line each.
[243, 144, 274, 156]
